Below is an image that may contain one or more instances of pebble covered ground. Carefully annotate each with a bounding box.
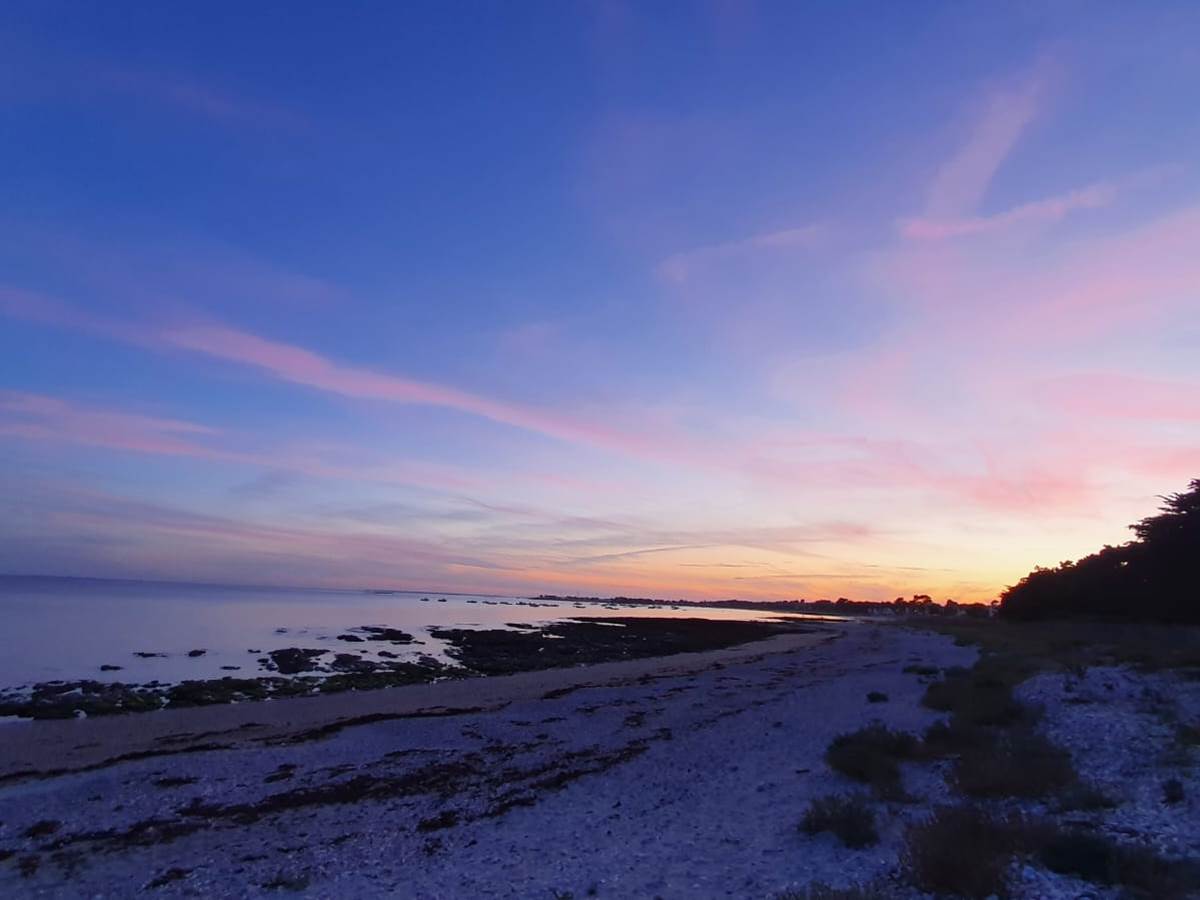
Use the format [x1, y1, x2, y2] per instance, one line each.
[3, 624, 1195, 899]
[1017, 665, 1200, 864]
[0, 624, 966, 898]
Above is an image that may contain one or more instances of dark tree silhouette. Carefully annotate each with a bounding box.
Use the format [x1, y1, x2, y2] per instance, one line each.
[999, 478, 1200, 623]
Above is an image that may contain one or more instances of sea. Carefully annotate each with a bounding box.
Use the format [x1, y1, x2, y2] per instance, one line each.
[0, 575, 825, 692]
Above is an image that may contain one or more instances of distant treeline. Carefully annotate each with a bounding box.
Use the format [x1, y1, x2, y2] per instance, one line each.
[999, 478, 1200, 623]
[535, 594, 992, 618]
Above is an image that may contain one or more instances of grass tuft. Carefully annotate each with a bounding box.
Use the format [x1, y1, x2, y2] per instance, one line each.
[952, 728, 1075, 799]
[902, 663, 940, 676]
[1055, 780, 1116, 812]
[825, 724, 918, 799]
[799, 793, 879, 849]
[920, 665, 1030, 727]
[1163, 777, 1185, 805]
[901, 804, 1040, 899]
[1037, 831, 1199, 899]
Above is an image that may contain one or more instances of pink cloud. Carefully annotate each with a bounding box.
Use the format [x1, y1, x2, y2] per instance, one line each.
[0, 390, 499, 495]
[874, 201, 1200, 343]
[923, 66, 1048, 218]
[1037, 373, 1200, 421]
[0, 390, 221, 458]
[0, 290, 722, 470]
[656, 225, 824, 284]
[163, 323, 692, 460]
[900, 181, 1116, 240]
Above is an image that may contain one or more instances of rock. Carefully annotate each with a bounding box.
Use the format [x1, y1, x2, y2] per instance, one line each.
[330, 653, 378, 674]
[264, 648, 326, 675]
[100, 665, 123, 672]
[357, 626, 415, 643]
[187, 649, 207, 658]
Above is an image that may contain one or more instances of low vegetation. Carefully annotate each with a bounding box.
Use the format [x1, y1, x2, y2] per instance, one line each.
[951, 729, 1075, 800]
[899, 803, 1198, 898]
[1036, 830, 1200, 898]
[806, 574, 1200, 900]
[1163, 777, 1186, 805]
[824, 723, 918, 799]
[902, 805, 1039, 899]
[799, 793, 878, 848]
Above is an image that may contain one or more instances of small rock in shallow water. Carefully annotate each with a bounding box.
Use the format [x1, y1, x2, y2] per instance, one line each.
[187, 649, 206, 657]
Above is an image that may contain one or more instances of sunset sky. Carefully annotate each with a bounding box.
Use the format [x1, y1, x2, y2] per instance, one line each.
[2, 3, 1198, 602]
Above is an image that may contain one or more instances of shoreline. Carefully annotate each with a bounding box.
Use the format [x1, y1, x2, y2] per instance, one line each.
[4, 619, 967, 898]
[0, 627, 836, 781]
[0, 613, 827, 720]
[18, 620, 1194, 897]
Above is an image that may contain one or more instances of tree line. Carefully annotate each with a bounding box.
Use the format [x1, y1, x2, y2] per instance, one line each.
[999, 478, 1200, 623]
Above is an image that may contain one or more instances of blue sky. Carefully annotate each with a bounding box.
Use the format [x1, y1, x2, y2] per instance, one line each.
[2, 2, 1199, 600]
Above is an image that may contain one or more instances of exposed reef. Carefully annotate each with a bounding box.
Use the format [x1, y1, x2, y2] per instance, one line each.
[429, 616, 812, 676]
[0, 618, 806, 720]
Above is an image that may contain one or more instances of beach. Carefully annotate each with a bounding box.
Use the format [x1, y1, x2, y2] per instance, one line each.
[5, 618, 1198, 899]
[0, 620, 972, 897]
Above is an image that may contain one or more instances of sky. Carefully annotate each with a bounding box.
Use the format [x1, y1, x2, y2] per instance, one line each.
[1, 2, 1199, 602]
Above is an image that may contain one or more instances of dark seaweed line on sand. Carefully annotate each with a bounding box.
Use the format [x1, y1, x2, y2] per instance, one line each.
[26, 735, 668, 861]
[0, 706, 507, 786]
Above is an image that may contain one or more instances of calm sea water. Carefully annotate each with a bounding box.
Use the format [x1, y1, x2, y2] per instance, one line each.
[0, 576, 815, 691]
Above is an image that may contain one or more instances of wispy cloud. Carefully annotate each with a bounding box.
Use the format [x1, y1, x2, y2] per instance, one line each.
[100, 67, 303, 129]
[922, 65, 1048, 218]
[657, 225, 824, 284]
[0, 391, 221, 458]
[163, 323, 673, 457]
[0, 390, 494, 495]
[900, 180, 1116, 240]
[0, 289, 682, 461]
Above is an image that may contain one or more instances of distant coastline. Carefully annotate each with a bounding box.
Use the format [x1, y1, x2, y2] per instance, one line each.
[534, 593, 994, 618]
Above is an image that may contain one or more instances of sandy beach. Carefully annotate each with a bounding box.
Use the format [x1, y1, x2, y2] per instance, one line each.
[0, 621, 979, 897]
